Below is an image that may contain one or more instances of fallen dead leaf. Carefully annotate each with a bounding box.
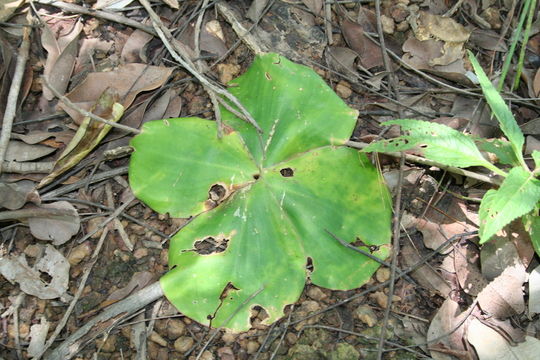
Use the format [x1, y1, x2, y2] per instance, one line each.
[60, 63, 173, 125]
[341, 19, 383, 69]
[120, 27, 154, 63]
[106, 271, 154, 302]
[427, 298, 468, 360]
[28, 201, 80, 245]
[454, 242, 488, 296]
[5, 140, 56, 162]
[401, 240, 451, 296]
[0, 244, 70, 300]
[476, 262, 527, 318]
[0, 180, 39, 210]
[468, 318, 540, 360]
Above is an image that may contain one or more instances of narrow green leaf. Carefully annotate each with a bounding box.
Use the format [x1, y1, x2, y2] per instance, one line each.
[363, 119, 492, 168]
[479, 167, 540, 243]
[468, 51, 525, 165]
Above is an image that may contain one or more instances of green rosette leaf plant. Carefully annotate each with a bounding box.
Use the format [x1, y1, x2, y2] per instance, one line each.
[129, 53, 392, 331]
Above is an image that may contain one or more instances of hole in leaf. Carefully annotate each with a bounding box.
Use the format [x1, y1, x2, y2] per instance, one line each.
[280, 168, 294, 177]
[253, 174, 260, 180]
[39, 271, 52, 285]
[219, 282, 240, 300]
[250, 305, 269, 327]
[419, 144, 428, 149]
[306, 257, 314, 272]
[209, 184, 226, 202]
[193, 236, 229, 255]
[353, 237, 380, 253]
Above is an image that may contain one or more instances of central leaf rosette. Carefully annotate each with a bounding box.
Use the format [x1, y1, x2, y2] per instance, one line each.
[129, 53, 392, 331]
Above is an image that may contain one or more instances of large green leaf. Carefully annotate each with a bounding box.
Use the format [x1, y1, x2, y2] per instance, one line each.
[479, 167, 540, 243]
[129, 53, 392, 331]
[363, 119, 493, 168]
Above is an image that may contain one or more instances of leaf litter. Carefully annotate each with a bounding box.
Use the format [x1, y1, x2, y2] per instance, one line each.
[1, 0, 540, 359]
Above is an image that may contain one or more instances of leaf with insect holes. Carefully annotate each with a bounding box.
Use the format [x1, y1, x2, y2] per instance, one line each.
[129, 53, 392, 331]
[479, 167, 540, 243]
[523, 213, 540, 257]
[468, 51, 525, 165]
[475, 138, 520, 166]
[362, 119, 493, 168]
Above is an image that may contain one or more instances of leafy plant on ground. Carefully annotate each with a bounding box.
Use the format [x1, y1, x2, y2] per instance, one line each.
[363, 51, 540, 255]
[129, 53, 392, 331]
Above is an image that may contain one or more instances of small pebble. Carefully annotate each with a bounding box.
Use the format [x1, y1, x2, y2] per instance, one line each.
[335, 82, 352, 98]
[68, 242, 92, 265]
[355, 305, 378, 327]
[133, 248, 148, 259]
[376, 268, 391, 283]
[222, 332, 236, 344]
[307, 287, 327, 301]
[246, 340, 259, 354]
[167, 319, 186, 339]
[149, 331, 167, 347]
[370, 291, 388, 308]
[174, 336, 194, 353]
[199, 350, 214, 360]
[381, 15, 395, 34]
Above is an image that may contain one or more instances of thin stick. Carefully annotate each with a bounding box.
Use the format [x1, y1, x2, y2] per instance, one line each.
[0, 26, 31, 175]
[41, 76, 141, 134]
[346, 140, 502, 185]
[138, 0, 261, 133]
[34, 228, 110, 360]
[0, 207, 76, 221]
[1, 161, 54, 174]
[35, 0, 155, 35]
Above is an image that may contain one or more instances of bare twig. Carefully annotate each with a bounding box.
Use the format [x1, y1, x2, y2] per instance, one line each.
[0, 25, 31, 175]
[35, 0, 155, 35]
[44, 282, 163, 360]
[105, 183, 134, 251]
[1, 161, 54, 174]
[41, 76, 141, 134]
[346, 140, 502, 185]
[76, 193, 135, 244]
[138, 0, 262, 133]
[0, 207, 75, 221]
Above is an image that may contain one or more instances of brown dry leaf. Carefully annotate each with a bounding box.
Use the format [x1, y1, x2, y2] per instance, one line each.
[533, 68, 540, 97]
[341, 19, 383, 69]
[476, 261, 527, 318]
[120, 28, 154, 63]
[521, 118, 540, 135]
[427, 298, 468, 360]
[0, 244, 70, 300]
[60, 64, 173, 125]
[76, 37, 114, 72]
[163, 93, 183, 119]
[453, 242, 488, 296]
[401, 240, 451, 296]
[468, 319, 540, 360]
[106, 271, 154, 302]
[470, 29, 507, 52]
[0, 180, 39, 210]
[41, 20, 83, 100]
[142, 89, 178, 124]
[28, 201, 80, 245]
[416, 194, 473, 254]
[5, 140, 56, 162]
[412, 11, 470, 43]
[325, 46, 359, 76]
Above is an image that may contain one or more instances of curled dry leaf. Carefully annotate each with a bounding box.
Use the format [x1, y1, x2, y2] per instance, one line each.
[28, 201, 80, 245]
[341, 19, 383, 69]
[0, 244, 70, 300]
[41, 20, 83, 100]
[120, 28, 154, 63]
